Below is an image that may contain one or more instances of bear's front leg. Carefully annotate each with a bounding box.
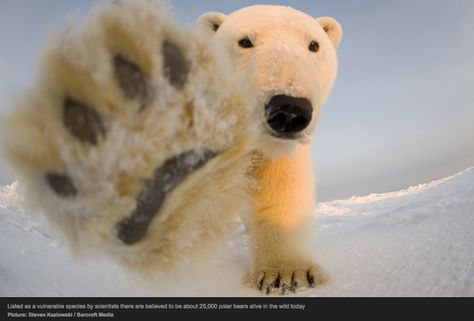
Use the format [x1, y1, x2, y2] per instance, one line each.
[2, 0, 253, 272]
[247, 144, 327, 294]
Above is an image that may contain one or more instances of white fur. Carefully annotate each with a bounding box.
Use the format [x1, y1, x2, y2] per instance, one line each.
[2, 1, 342, 294]
[2, 0, 256, 274]
[199, 5, 342, 292]
[199, 5, 341, 156]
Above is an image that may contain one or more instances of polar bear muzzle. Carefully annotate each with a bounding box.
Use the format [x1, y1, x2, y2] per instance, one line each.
[265, 95, 313, 139]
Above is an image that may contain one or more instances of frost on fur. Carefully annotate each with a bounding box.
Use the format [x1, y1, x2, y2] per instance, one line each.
[1, 0, 255, 273]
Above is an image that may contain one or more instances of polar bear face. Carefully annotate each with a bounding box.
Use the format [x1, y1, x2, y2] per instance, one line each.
[199, 5, 342, 156]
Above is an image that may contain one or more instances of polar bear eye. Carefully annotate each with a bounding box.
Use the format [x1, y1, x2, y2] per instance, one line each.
[238, 37, 253, 48]
[308, 41, 319, 52]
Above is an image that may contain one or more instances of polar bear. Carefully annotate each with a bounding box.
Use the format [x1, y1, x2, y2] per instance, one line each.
[198, 5, 342, 294]
[2, 1, 341, 295]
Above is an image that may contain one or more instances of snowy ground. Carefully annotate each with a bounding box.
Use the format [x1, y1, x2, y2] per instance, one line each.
[1, 168, 473, 297]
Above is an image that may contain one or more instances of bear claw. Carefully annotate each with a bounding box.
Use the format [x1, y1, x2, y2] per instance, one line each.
[253, 266, 325, 295]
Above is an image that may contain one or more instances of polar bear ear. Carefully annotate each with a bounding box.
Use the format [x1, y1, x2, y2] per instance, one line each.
[197, 12, 227, 34]
[315, 17, 343, 48]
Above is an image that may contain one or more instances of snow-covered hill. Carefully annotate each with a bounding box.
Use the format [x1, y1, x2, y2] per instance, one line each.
[1, 168, 473, 296]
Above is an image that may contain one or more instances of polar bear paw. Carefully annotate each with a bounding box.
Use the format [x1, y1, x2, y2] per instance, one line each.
[3, 0, 249, 262]
[251, 264, 327, 295]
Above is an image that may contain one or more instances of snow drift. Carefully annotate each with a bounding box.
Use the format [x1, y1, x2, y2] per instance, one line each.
[1, 167, 473, 296]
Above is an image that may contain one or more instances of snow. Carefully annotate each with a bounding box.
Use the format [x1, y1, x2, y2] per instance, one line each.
[1, 167, 473, 296]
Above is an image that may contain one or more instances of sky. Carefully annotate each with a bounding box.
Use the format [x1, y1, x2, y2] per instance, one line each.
[0, 0, 473, 201]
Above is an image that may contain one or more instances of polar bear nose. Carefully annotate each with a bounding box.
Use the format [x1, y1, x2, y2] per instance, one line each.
[265, 95, 313, 136]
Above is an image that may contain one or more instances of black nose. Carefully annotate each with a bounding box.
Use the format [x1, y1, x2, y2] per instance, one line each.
[265, 95, 313, 136]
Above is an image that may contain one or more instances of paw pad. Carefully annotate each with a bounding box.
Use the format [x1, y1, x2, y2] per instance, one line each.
[63, 98, 105, 145]
[45, 172, 78, 197]
[116, 150, 217, 245]
[162, 41, 189, 89]
[113, 54, 149, 107]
